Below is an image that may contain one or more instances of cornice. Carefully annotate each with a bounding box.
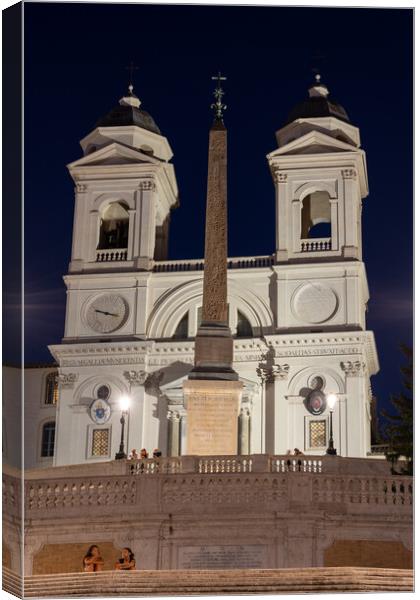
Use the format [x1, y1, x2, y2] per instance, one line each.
[49, 332, 377, 369]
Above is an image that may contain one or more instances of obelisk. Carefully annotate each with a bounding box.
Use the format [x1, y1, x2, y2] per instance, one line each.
[183, 73, 243, 456]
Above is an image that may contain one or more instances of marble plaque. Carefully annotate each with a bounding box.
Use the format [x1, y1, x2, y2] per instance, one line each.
[178, 544, 267, 570]
[183, 380, 242, 455]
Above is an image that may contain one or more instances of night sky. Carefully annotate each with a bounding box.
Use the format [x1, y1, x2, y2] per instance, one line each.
[13, 4, 413, 420]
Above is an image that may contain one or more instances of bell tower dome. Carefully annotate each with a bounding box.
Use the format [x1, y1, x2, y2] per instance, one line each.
[67, 83, 178, 273]
[268, 74, 368, 264]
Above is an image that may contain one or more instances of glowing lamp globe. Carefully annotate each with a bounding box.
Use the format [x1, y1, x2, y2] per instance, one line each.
[326, 393, 337, 411]
[120, 395, 130, 412]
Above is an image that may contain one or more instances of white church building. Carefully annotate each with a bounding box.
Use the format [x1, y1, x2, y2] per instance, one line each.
[7, 75, 379, 470]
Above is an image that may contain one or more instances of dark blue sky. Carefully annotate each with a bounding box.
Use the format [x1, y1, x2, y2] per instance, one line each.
[16, 4, 413, 419]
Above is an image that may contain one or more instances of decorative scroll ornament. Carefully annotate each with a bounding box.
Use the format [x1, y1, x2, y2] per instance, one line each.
[139, 180, 156, 192]
[340, 360, 366, 377]
[341, 169, 357, 180]
[58, 373, 78, 389]
[123, 370, 148, 386]
[257, 363, 290, 384]
[272, 364, 290, 380]
[75, 183, 87, 193]
[275, 171, 288, 183]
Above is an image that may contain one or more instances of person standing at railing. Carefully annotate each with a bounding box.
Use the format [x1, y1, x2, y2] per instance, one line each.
[128, 449, 138, 460]
[83, 545, 104, 572]
[115, 548, 136, 571]
[140, 448, 148, 459]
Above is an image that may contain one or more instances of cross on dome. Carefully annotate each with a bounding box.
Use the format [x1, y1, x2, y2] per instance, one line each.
[120, 61, 141, 108]
[125, 61, 139, 94]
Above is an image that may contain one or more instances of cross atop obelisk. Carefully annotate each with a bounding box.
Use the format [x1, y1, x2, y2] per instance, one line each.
[183, 73, 242, 457]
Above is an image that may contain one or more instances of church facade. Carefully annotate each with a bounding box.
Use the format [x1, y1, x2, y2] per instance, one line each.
[15, 76, 379, 470]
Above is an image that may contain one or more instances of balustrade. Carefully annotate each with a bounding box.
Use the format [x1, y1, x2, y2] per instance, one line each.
[128, 457, 181, 475]
[153, 255, 274, 273]
[300, 238, 331, 252]
[198, 457, 253, 474]
[5, 455, 412, 519]
[96, 249, 128, 262]
[271, 457, 322, 474]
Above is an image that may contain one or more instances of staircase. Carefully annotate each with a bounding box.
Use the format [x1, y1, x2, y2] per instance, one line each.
[3, 567, 413, 598]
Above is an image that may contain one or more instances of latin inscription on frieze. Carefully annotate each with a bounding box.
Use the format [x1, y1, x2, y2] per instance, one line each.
[178, 544, 267, 570]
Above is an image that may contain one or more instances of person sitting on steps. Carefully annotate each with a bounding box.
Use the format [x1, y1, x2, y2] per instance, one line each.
[83, 545, 104, 572]
[115, 547, 136, 571]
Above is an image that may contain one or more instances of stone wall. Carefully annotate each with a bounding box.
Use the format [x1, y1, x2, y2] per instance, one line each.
[33, 542, 122, 575]
[324, 540, 412, 569]
[2, 457, 413, 575]
[2, 541, 11, 569]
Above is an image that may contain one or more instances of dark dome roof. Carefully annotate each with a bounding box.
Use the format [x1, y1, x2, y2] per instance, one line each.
[285, 82, 350, 125]
[96, 104, 161, 135]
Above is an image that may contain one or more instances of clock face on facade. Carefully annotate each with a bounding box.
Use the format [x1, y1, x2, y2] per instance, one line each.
[85, 294, 129, 333]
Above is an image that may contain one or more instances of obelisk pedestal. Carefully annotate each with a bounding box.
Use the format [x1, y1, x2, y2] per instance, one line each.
[184, 380, 243, 455]
[183, 76, 242, 456]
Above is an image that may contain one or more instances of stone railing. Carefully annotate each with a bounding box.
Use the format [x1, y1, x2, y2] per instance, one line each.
[198, 456, 253, 473]
[26, 478, 137, 511]
[96, 248, 128, 262]
[127, 455, 318, 475]
[312, 476, 412, 506]
[271, 457, 323, 473]
[301, 238, 331, 252]
[3, 456, 412, 519]
[153, 255, 274, 273]
[368, 444, 389, 455]
[128, 457, 182, 475]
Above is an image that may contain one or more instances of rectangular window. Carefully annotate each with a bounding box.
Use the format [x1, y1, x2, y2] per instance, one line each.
[45, 373, 59, 405]
[309, 420, 327, 448]
[41, 422, 55, 457]
[92, 429, 110, 457]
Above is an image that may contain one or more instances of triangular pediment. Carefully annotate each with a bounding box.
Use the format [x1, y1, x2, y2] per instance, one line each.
[268, 130, 359, 159]
[67, 142, 161, 169]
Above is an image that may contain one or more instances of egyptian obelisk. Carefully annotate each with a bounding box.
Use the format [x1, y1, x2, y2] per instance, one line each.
[183, 73, 243, 456]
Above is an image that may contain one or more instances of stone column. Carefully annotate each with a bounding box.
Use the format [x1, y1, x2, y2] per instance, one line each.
[88, 209, 99, 261]
[126, 208, 136, 260]
[167, 409, 180, 457]
[238, 406, 250, 455]
[291, 198, 302, 254]
[123, 370, 147, 453]
[137, 180, 157, 270]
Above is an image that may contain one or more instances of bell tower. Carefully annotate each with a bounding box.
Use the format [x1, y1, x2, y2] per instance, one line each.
[266, 75, 379, 458]
[62, 83, 179, 343]
[67, 84, 178, 275]
[268, 74, 368, 264]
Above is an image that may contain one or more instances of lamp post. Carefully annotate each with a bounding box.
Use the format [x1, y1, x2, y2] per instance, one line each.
[115, 395, 130, 460]
[326, 393, 338, 456]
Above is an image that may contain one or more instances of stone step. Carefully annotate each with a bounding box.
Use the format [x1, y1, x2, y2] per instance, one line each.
[20, 567, 413, 597]
[24, 566, 412, 579]
[6, 567, 412, 598]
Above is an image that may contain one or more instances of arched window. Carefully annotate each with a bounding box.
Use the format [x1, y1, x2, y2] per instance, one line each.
[301, 191, 332, 239]
[41, 422, 55, 457]
[236, 311, 253, 337]
[173, 313, 189, 339]
[45, 372, 59, 405]
[97, 202, 129, 250]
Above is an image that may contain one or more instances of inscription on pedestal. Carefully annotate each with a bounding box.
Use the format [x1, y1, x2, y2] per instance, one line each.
[178, 544, 267, 570]
[184, 380, 242, 455]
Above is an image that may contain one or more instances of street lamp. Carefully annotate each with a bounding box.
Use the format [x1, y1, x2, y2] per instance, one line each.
[115, 395, 130, 460]
[326, 393, 338, 456]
